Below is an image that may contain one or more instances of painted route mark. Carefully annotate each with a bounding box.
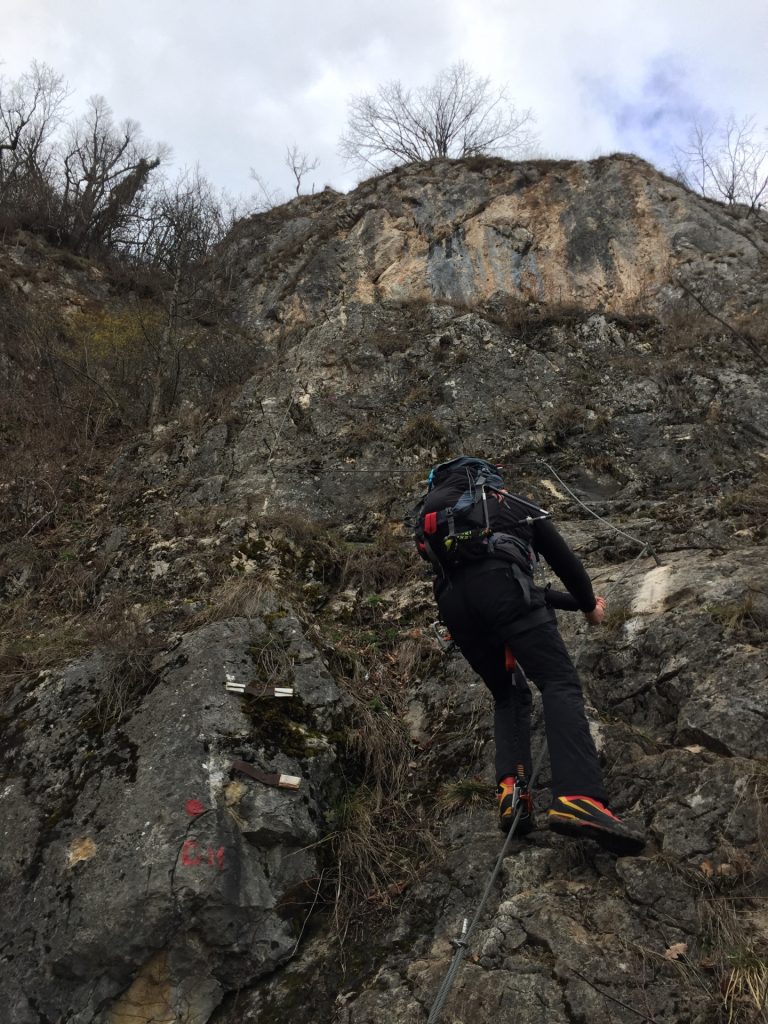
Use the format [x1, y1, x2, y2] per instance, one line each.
[180, 800, 224, 868]
[181, 840, 225, 869]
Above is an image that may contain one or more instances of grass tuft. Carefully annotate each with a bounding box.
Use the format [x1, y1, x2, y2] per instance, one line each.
[436, 777, 491, 815]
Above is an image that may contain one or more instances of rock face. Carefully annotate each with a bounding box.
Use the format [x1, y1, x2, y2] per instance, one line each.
[1, 607, 345, 1023]
[227, 154, 768, 327]
[1, 156, 767, 1024]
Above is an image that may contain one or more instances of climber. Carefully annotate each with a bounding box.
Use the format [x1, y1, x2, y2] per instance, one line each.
[412, 456, 645, 857]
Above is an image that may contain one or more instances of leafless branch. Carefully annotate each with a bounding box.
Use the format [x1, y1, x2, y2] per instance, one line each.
[249, 168, 286, 211]
[674, 277, 768, 367]
[339, 61, 537, 171]
[673, 113, 768, 215]
[285, 144, 319, 196]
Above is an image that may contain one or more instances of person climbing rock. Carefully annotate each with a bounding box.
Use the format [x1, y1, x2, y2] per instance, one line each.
[412, 456, 645, 857]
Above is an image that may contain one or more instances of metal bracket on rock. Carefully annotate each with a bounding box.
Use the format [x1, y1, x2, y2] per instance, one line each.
[231, 759, 301, 791]
[431, 621, 455, 653]
[226, 681, 295, 698]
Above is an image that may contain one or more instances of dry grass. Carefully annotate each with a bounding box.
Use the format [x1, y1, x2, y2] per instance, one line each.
[91, 646, 155, 734]
[340, 530, 416, 592]
[401, 413, 450, 452]
[188, 576, 270, 625]
[602, 603, 635, 631]
[386, 633, 442, 681]
[722, 946, 768, 1023]
[314, 628, 440, 942]
[707, 591, 768, 641]
[547, 400, 610, 444]
[629, 914, 767, 1024]
[248, 631, 295, 687]
[719, 481, 768, 527]
[701, 900, 768, 1024]
[344, 686, 412, 796]
[0, 607, 88, 698]
[436, 777, 490, 816]
[321, 784, 438, 944]
[0, 576, 166, 704]
[371, 330, 411, 355]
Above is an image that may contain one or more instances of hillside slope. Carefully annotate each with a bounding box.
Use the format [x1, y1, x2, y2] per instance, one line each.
[1, 156, 767, 1024]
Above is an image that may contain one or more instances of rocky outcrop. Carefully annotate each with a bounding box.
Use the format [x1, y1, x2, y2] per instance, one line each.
[227, 154, 768, 328]
[1, 156, 767, 1024]
[1, 607, 345, 1023]
[211, 549, 767, 1024]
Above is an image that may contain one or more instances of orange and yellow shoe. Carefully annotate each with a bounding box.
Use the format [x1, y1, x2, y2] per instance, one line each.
[497, 775, 535, 836]
[548, 795, 645, 856]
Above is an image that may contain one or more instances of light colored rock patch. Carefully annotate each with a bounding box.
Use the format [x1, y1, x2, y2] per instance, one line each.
[66, 837, 97, 867]
[377, 253, 431, 301]
[106, 952, 221, 1024]
[631, 564, 674, 614]
[540, 478, 568, 501]
[107, 953, 175, 1024]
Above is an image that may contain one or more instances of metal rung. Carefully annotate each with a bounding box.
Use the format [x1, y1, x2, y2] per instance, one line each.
[232, 760, 302, 791]
[278, 774, 301, 790]
[226, 682, 295, 698]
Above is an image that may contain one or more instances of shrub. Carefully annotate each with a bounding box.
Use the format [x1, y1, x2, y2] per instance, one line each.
[401, 414, 449, 450]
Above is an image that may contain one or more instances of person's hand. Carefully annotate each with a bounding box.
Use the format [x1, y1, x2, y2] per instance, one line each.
[584, 595, 606, 626]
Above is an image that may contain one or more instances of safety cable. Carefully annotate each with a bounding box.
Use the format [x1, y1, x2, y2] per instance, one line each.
[426, 725, 549, 1024]
[537, 459, 662, 566]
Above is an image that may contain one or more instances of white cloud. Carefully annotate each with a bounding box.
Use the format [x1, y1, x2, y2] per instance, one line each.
[2, 0, 766, 198]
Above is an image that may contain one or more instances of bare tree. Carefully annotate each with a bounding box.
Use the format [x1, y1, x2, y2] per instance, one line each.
[58, 95, 169, 250]
[140, 166, 228, 270]
[673, 113, 768, 215]
[0, 62, 68, 227]
[0, 66, 176, 250]
[130, 167, 232, 424]
[339, 61, 537, 171]
[0, 61, 67, 151]
[285, 144, 319, 195]
[248, 168, 286, 211]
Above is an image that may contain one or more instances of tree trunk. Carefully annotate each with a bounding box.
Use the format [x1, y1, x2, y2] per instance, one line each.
[148, 266, 181, 428]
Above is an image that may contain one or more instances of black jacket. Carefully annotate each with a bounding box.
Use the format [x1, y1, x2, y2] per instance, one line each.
[420, 473, 596, 613]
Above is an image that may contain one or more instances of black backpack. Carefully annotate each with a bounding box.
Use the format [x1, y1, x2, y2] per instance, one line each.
[410, 456, 550, 579]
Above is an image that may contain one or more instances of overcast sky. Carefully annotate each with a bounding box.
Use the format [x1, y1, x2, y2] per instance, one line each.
[3, 1, 767, 204]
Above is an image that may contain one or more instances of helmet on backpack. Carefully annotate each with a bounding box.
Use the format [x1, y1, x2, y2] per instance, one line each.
[427, 456, 503, 491]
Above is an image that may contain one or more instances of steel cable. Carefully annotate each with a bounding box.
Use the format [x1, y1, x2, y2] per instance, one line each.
[426, 731, 548, 1024]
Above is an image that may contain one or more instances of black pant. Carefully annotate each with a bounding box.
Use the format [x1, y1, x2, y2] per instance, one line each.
[436, 564, 607, 802]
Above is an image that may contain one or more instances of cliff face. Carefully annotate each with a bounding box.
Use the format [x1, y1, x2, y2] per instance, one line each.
[228, 153, 768, 325]
[1, 156, 767, 1024]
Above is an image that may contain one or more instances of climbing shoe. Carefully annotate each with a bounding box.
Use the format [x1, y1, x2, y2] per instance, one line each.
[548, 796, 645, 856]
[497, 775, 535, 836]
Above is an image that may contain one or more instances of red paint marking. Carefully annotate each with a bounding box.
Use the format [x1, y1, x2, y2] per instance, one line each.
[181, 840, 201, 866]
[208, 846, 225, 869]
[181, 840, 225, 869]
[185, 799, 205, 817]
